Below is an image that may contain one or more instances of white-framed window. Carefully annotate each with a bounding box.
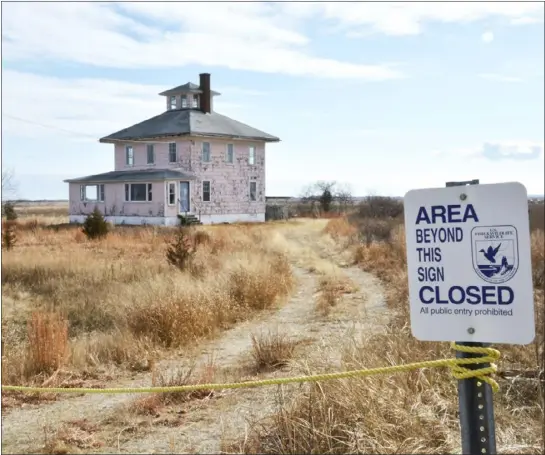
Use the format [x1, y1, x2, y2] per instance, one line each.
[169, 95, 177, 110]
[169, 143, 177, 163]
[80, 184, 105, 202]
[125, 183, 152, 202]
[181, 94, 188, 108]
[147, 144, 155, 164]
[202, 181, 211, 202]
[250, 181, 257, 201]
[248, 145, 256, 165]
[192, 94, 199, 108]
[226, 143, 234, 163]
[167, 182, 176, 206]
[202, 142, 211, 162]
[125, 145, 134, 166]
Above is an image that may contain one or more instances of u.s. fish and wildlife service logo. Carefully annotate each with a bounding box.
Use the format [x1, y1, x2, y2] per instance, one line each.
[471, 225, 519, 284]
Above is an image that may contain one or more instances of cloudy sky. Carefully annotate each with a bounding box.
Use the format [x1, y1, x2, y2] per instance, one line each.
[1, 1, 544, 199]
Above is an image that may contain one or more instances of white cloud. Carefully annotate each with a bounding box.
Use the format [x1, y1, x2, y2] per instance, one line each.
[278, 2, 544, 37]
[2, 2, 543, 79]
[0, 3, 403, 80]
[436, 140, 545, 161]
[478, 73, 522, 82]
[0, 70, 244, 141]
[481, 31, 494, 43]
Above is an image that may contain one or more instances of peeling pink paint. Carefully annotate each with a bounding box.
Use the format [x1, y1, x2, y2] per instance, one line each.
[69, 137, 266, 220]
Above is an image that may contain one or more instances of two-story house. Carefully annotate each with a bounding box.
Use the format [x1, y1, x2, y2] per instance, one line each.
[65, 73, 280, 225]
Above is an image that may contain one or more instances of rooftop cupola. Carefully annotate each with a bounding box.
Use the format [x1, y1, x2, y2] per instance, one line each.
[159, 73, 221, 113]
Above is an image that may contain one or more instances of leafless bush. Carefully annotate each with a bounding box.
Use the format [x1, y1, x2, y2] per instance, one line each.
[357, 218, 397, 245]
[357, 196, 403, 219]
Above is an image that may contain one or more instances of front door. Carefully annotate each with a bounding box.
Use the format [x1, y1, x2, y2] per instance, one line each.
[179, 181, 190, 213]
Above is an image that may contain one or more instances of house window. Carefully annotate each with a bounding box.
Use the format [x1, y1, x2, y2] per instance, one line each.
[125, 145, 134, 166]
[202, 181, 211, 202]
[167, 182, 176, 205]
[250, 181, 257, 201]
[147, 144, 155, 164]
[181, 94, 188, 108]
[248, 146, 256, 165]
[192, 95, 199, 108]
[125, 183, 152, 202]
[80, 184, 105, 202]
[226, 143, 234, 163]
[169, 143, 177, 163]
[202, 142, 211, 162]
[169, 96, 176, 110]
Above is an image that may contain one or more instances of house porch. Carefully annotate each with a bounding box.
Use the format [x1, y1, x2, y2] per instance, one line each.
[64, 169, 197, 226]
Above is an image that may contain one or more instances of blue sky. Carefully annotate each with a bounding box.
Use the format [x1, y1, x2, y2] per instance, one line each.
[2, 1, 544, 200]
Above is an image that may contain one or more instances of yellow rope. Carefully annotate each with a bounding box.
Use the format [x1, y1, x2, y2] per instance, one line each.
[1, 342, 500, 395]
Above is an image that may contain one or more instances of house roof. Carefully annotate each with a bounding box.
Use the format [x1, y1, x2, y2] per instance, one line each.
[158, 82, 221, 96]
[99, 110, 280, 143]
[64, 169, 196, 184]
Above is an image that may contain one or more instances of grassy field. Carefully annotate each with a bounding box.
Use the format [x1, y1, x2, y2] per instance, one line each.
[1, 201, 543, 454]
[2, 203, 294, 394]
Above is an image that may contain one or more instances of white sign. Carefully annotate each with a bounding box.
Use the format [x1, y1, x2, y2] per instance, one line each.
[404, 182, 534, 345]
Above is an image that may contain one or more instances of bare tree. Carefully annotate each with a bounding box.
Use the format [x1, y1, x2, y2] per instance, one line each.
[334, 183, 354, 213]
[299, 181, 354, 215]
[1, 169, 17, 201]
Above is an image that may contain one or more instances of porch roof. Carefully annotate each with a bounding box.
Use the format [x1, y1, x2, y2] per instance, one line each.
[64, 169, 197, 184]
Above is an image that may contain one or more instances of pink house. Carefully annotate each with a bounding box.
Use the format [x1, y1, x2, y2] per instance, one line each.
[65, 73, 279, 225]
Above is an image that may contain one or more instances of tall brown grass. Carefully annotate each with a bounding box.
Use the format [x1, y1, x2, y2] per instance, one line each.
[1, 222, 294, 387]
[26, 311, 69, 376]
[242, 217, 544, 454]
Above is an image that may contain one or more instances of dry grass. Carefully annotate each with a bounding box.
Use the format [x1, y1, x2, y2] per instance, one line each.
[129, 360, 217, 416]
[42, 419, 103, 454]
[316, 273, 358, 315]
[250, 330, 299, 371]
[1, 213, 295, 395]
[322, 217, 358, 240]
[26, 311, 69, 376]
[241, 217, 544, 454]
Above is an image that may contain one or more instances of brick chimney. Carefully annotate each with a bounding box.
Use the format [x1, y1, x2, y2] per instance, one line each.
[199, 73, 211, 114]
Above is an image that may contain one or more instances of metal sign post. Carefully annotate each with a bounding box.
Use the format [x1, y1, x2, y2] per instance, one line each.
[446, 180, 496, 455]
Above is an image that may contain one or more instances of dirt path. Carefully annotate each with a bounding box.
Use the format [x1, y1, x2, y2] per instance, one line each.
[1, 221, 387, 454]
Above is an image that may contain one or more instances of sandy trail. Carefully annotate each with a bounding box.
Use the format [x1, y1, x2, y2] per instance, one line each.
[1, 221, 387, 454]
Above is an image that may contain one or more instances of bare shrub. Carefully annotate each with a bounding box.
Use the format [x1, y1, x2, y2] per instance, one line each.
[357, 195, 403, 219]
[357, 218, 396, 245]
[250, 331, 298, 371]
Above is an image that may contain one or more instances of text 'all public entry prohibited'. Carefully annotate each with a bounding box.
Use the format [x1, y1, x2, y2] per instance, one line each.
[403, 181, 535, 345]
